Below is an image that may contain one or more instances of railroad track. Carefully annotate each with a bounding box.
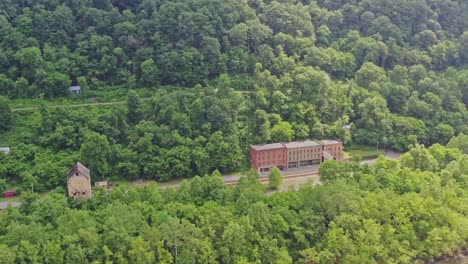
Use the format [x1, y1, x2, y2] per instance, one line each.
[225, 170, 319, 185]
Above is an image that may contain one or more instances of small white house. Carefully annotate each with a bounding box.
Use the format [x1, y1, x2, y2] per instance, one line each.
[95, 181, 108, 188]
[69, 86, 81, 95]
[0, 147, 10, 154]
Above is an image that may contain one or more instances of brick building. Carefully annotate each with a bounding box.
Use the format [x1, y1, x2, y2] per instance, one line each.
[321, 140, 343, 161]
[284, 141, 323, 169]
[250, 143, 287, 173]
[250, 139, 343, 172]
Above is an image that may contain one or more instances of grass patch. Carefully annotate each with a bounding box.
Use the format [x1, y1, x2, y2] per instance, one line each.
[0, 196, 21, 203]
[108, 178, 187, 189]
[344, 144, 385, 159]
[0, 191, 49, 203]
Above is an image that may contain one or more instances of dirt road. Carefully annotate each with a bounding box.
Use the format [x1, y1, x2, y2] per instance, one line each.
[12, 101, 127, 112]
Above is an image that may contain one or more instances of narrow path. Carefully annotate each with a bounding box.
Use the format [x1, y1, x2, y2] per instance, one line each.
[12, 101, 127, 112]
[11, 90, 250, 112]
[12, 96, 158, 112]
[0, 201, 21, 210]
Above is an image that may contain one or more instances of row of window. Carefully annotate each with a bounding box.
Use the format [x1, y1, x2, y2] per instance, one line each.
[257, 147, 342, 163]
[288, 148, 321, 155]
[288, 159, 319, 168]
[258, 160, 286, 166]
[325, 146, 342, 152]
[289, 154, 321, 161]
[258, 156, 285, 161]
[258, 152, 286, 160]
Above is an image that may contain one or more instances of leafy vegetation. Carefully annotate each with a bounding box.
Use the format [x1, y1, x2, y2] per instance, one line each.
[268, 167, 283, 190]
[0, 0, 466, 187]
[344, 143, 385, 158]
[0, 145, 467, 263]
[0, 96, 12, 132]
[0, 0, 467, 261]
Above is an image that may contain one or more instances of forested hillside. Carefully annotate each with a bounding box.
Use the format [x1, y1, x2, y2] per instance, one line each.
[0, 145, 467, 263]
[0, 1, 467, 262]
[1, 0, 468, 190]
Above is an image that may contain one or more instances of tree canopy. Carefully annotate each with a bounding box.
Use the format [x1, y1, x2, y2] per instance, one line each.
[0, 1, 467, 261]
[0, 145, 466, 263]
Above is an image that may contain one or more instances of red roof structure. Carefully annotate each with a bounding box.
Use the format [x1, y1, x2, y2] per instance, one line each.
[3, 190, 18, 198]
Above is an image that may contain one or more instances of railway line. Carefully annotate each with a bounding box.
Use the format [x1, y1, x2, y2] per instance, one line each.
[224, 170, 320, 186]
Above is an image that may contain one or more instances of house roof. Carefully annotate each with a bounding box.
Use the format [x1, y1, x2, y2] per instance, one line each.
[283, 140, 321, 149]
[321, 139, 342, 145]
[69, 86, 81, 91]
[0, 147, 10, 154]
[251, 143, 285, 151]
[68, 161, 91, 179]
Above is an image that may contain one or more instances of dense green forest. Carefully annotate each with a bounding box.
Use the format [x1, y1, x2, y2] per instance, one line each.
[0, 144, 467, 263]
[0, 1, 467, 263]
[0, 0, 468, 191]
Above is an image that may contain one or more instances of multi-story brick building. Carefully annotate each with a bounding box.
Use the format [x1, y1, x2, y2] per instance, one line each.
[250, 143, 287, 173]
[284, 141, 323, 169]
[250, 139, 343, 172]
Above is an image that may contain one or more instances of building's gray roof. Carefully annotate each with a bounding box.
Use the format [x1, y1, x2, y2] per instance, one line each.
[0, 202, 21, 210]
[68, 161, 91, 179]
[283, 140, 321, 149]
[251, 139, 341, 151]
[69, 86, 81, 91]
[0, 147, 10, 154]
[251, 143, 285, 151]
[321, 140, 341, 145]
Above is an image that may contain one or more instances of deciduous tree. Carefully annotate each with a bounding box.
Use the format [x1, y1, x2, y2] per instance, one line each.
[268, 167, 283, 190]
[80, 131, 111, 179]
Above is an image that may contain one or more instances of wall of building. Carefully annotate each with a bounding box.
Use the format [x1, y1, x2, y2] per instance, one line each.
[323, 143, 343, 160]
[254, 148, 287, 172]
[250, 147, 258, 171]
[250, 140, 344, 172]
[250, 146, 288, 172]
[287, 146, 322, 168]
[68, 172, 92, 199]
